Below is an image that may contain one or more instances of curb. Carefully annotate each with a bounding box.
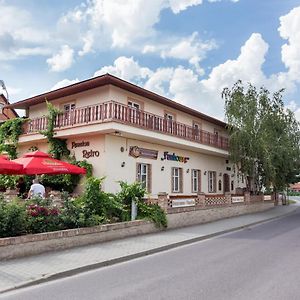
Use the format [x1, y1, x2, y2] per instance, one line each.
[1, 206, 298, 294]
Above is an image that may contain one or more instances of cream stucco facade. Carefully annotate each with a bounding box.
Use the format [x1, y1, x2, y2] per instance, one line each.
[12, 74, 246, 197]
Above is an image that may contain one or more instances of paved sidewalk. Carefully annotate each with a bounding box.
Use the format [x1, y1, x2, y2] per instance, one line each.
[0, 203, 298, 294]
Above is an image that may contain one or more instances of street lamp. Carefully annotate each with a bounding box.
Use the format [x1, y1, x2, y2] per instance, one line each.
[0, 80, 9, 99]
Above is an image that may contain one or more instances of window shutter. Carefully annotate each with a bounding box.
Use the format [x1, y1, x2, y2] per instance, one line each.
[179, 168, 183, 193]
[136, 163, 140, 182]
[198, 170, 201, 193]
[147, 164, 152, 193]
[214, 171, 217, 192]
[171, 167, 175, 192]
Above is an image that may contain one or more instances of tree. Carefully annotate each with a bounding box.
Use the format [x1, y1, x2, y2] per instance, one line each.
[222, 80, 300, 193]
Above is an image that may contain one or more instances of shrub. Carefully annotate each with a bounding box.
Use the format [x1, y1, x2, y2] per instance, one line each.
[25, 196, 62, 233]
[0, 198, 27, 238]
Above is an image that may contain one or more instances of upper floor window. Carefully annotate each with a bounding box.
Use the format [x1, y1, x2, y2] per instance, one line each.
[164, 112, 174, 121]
[128, 100, 140, 110]
[208, 171, 216, 193]
[63, 103, 75, 113]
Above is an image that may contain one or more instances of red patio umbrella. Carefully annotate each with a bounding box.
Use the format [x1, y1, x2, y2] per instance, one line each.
[0, 155, 23, 174]
[12, 151, 86, 175]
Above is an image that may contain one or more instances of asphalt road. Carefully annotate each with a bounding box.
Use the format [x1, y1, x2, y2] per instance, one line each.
[2, 208, 300, 300]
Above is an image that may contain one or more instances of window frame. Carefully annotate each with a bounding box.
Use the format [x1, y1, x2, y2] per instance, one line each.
[191, 169, 201, 193]
[172, 167, 183, 193]
[136, 163, 151, 192]
[208, 171, 217, 193]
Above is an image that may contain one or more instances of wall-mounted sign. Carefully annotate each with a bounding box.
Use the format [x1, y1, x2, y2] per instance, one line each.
[72, 141, 90, 149]
[82, 150, 99, 159]
[232, 196, 244, 203]
[163, 152, 189, 163]
[172, 199, 195, 208]
[129, 146, 158, 160]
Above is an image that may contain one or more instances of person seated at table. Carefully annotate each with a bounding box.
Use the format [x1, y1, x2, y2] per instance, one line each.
[28, 178, 45, 199]
[16, 177, 27, 199]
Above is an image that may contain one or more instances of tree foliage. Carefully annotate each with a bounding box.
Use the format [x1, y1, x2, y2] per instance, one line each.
[223, 80, 300, 193]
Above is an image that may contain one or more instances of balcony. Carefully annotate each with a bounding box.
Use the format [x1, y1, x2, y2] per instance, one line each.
[22, 101, 229, 150]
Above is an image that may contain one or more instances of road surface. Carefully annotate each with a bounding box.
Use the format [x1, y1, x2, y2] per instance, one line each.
[1, 208, 300, 300]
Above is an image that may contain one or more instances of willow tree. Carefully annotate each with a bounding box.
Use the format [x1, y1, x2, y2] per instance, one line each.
[222, 80, 300, 193]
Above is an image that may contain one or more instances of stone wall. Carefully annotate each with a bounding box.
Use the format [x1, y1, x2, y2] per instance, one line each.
[0, 200, 275, 260]
[0, 220, 158, 260]
[167, 202, 274, 229]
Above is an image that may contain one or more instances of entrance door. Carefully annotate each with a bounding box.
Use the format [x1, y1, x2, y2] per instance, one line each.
[223, 173, 230, 193]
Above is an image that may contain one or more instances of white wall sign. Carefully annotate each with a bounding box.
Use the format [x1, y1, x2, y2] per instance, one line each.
[264, 195, 272, 201]
[172, 198, 195, 207]
[232, 196, 244, 203]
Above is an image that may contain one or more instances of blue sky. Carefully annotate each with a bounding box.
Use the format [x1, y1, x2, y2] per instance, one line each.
[1, 0, 300, 120]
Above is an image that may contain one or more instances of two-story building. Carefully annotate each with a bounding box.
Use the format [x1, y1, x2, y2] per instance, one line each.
[8, 74, 246, 197]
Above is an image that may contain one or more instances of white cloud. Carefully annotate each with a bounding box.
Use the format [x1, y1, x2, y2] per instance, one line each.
[51, 78, 80, 91]
[47, 45, 74, 72]
[94, 56, 153, 82]
[58, 0, 237, 53]
[278, 6, 300, 82]
[148, 32, 217, 75]
[168, 0, 202, 14]
[0, 2, 50, 60]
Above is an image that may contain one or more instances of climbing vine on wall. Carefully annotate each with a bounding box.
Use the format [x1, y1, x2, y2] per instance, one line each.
[40, 102, 70, 159]
[39, 101, 93, 191]
[0, 118, 25, 158]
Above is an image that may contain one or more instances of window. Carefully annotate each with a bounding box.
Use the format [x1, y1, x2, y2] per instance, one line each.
[172, 167, 183, 193]
[208, 171, 216, 193]
[193, 122, 201, 140]
[218, 180, 222, 191]
[164, 112, 175, 134]
[137, 163, 151, 192]
[63, 103, 75, 112]
[231, 180, 234, 191]
[128, 100, 141, 124]
[128, 100, 140, 110]
[62, 103, 76, 125]
[192, 169, 201, 193]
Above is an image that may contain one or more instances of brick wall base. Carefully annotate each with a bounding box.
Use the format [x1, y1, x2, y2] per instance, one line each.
[167, 202, 274, 228]
[0, 202, 274, 260]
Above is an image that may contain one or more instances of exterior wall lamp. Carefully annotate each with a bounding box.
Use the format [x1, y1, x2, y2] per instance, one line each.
[204, 171, 207, 175]
[186, 169, 190, 173]
[161, 166, 164, 171]
[121, 162, 125, 167]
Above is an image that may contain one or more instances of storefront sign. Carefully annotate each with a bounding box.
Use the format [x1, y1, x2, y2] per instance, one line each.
[82, 150, 99, 159]
[232, 196, 244, 203]
[163, 152, 189, 163]
[172, 198, 195, 207]
[72, 141, 90, 149]
[263, 195, 272, 201]
[129, 146, 158, 160]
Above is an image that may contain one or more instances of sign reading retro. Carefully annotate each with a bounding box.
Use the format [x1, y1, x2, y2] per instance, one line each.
[163, 152, 189, 163]
[129, 146, 158, 160]
[71, 141, 99, 159]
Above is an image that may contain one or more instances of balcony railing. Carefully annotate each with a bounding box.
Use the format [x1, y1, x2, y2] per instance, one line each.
[22, 101, 229, 150]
